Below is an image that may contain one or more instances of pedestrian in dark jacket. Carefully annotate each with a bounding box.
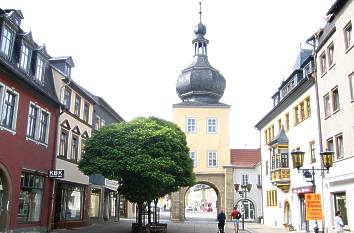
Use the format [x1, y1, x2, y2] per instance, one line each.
[217, 210, 226, 233]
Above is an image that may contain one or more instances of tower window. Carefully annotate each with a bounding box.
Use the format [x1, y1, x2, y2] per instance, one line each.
[186, 118, 197, 133]
[207, 117, 217, 133]
[207, 151, 217, 167]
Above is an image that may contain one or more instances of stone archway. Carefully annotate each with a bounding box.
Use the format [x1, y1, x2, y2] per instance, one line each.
[170, 165, 234, 221]
[0, 163, 12, 233]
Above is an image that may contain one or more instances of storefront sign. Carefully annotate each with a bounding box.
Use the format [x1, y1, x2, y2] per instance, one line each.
[292, 186, 312, 194]
[105, 178, 118, 190]
[305, 193, 323, 220]
[48, 169, 64, 178]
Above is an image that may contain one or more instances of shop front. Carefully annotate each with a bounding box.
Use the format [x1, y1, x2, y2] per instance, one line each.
[292, 185, 313, 231]
[89, 175, 119, 223]
[53, 181, 89, 229]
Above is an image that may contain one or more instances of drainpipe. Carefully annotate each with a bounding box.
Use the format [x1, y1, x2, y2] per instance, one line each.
[307, 32, 326, 233]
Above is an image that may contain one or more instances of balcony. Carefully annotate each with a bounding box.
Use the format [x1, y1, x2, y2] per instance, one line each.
[270, 168, 290, 192]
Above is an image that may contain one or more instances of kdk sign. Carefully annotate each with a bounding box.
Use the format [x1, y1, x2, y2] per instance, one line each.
[48, 169, 64, 178]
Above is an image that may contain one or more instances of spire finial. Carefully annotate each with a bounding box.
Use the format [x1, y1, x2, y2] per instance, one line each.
[199, 1, 202, 23]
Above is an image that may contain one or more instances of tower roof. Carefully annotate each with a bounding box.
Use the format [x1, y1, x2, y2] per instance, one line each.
[176, 2, 226, 104]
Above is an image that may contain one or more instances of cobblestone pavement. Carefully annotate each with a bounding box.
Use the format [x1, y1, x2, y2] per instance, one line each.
[51, 218, 248, 233]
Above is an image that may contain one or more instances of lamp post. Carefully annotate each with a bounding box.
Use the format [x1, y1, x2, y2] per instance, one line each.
[234, 183, 252, 231]
[291, 149, 334, 233]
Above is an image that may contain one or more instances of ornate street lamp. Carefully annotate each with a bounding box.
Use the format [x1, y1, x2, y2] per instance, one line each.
[234, 183, 252, 231]
[290, 149, 334, 233]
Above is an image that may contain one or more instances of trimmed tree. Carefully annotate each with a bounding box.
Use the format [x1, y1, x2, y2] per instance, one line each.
[78, 116, 195, 232]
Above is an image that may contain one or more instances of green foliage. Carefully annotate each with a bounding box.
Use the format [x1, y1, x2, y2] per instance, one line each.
[79, 116, 195, 203]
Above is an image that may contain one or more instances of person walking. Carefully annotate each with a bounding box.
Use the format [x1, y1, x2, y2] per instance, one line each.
[230, 206, 242, 233]
[217, 210, 226, 233]
[334, 211, 344, 233]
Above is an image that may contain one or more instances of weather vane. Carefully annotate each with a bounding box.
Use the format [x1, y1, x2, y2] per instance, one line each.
[199, 1, 202, 22]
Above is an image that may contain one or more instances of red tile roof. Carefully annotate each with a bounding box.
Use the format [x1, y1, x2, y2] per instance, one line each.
[230, 149, 261, 168]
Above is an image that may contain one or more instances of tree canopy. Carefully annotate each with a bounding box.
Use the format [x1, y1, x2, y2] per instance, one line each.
[78, 116, 195, 203]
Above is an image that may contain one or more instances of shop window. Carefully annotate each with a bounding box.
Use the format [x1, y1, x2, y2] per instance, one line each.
[56, 182, 84, 221]
[17, 173, 44, 223]
[334, 193, 348, 225]
[90, 188, 101, 217]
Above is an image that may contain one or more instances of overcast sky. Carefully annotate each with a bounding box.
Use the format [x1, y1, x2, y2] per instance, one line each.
[3, 0, 334, 148]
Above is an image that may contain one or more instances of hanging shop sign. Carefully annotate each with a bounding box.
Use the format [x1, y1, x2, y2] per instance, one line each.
[305, 193, 323, 220]
[292, 186, 313, 194]
[48, 169, 64, 178]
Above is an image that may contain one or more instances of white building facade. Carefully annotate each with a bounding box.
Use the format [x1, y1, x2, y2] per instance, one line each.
[309, 0, 354, 231]
[231, 149, 262, 223]
[256, 50, 326, 231]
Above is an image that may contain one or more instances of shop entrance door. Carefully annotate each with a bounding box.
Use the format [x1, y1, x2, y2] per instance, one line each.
[0, 172, 10, 232]
[299, 195, 309, 231]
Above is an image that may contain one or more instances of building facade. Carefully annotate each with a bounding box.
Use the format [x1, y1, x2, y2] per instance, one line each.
[0, 9, 60, 233]
[308, 0, 354, 231]
[171, 6, 234, 221]
[230, 149, 262, 222]
[255, 49, 324, 231]
[50, 57, 96, 229]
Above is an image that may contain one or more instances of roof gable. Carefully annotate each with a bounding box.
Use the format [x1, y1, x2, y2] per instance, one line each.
[230, 149, 261, 168]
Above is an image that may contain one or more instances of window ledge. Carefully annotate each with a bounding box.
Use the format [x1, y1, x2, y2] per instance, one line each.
[57, 156, 79, 164]
[328, 63, 336, 71]
[321, 72, 327, 78]
[324, 114, 331, 120]
[351, 98, 354, 103]
[26, 136, 48, 148]
[345, 44, 354, 54]
[332, 109, 340, 115]
[0, 126, 16, 135]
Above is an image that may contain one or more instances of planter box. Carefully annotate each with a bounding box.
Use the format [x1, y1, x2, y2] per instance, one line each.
[147, 223, 167, 233]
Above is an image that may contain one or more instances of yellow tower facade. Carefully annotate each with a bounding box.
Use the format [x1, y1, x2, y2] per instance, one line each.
[170, 2, 234, 220]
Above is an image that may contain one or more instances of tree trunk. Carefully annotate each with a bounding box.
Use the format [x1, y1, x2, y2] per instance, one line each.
[148, 201, 152, 224]
[137, 202, 144, 233]
[154, 198, 158, 224]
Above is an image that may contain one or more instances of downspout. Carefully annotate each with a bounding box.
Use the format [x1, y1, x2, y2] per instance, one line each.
[307, 32, 326, 233]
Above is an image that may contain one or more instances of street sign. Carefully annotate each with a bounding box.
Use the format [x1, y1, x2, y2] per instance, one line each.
[48, 169, 64, 178]
[305, 193, 323, 220]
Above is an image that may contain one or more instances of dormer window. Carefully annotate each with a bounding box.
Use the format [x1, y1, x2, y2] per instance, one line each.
[19, 44, 30, 71]
[64, 65, 71, 77]
[35, 56, 45, 84]
[0, 26, 14, 58]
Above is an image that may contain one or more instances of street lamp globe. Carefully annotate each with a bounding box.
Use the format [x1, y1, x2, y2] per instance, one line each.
[320, 150, 334, 171]
[291, 150, 305, 171]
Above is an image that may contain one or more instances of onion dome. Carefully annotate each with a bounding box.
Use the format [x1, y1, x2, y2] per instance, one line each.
[176, 3, 226, 104]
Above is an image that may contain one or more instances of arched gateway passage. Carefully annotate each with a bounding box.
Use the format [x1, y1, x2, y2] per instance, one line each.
[170, 167, 234, 221]
[184, 183, 219, 221]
